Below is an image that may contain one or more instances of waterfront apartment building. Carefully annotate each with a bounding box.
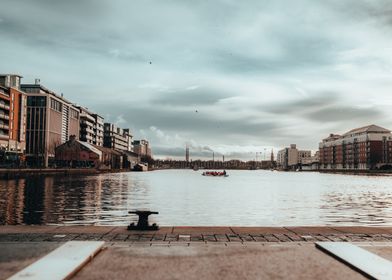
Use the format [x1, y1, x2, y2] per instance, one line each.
[0, 74, 27, 152]
[319, 124, 392, 170]
[133, 139, 151, 157]
[277, 144, 311, 170]
[21, 82, 80, 167]
[103, 123, 132, 151]
[77, 107, 104, 146]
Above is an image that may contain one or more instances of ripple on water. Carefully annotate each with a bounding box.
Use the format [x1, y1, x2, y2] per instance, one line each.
[1, 170, 392, 226]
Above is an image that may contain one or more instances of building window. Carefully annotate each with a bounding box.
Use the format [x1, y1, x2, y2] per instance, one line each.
[50, 98, 62, 112]
[27, 96, 46, 107]
[70, 109, 79, 119]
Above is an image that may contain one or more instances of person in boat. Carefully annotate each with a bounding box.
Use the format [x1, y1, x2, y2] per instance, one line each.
[223, 170, 226, 175]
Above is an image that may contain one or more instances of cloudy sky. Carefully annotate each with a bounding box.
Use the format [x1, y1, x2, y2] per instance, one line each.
[1, 0, 392, 160]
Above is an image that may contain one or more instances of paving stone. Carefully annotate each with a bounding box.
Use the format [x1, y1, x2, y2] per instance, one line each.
[111, 234, 129, 241]
[190, 235, 204, 242]
[203, 234, 217, 242]
[29, 234, 57, 242]
[367, 234, 389, 242]
[227, 234, 242, 242]
[164, 234, 178, 242]
[151, 234, 166, 241]
[273, 234, 291, 242]
[126, 234, 142, 241]
[215, 234, 229, 242]
[252, 235, 268, 242]
[100, 234, 118, 241]
[139, 234, 154, 242]
[73, 234, 88, 240]
[300, 235, 316, 242]
[324, 234, 345, 242]
[345, 234, 370, 242]
[313, 235, 331, 242]
[239, 234, 255, 242]
[380, 234, 392, 240]
[284, 234, 304, 242]
[178, 234, 191, 242]
[1, 234, 38, 242]
[264, 234, 279, 242]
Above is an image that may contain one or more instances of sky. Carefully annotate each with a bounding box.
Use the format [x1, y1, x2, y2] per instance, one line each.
[1, 0, 392, 160]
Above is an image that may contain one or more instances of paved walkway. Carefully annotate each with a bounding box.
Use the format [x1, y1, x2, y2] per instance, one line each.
[1, 226, 392, 280]
[1, 226, 392, 244]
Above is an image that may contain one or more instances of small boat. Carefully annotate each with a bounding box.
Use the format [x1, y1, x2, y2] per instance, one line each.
[202, 171, 229, 177]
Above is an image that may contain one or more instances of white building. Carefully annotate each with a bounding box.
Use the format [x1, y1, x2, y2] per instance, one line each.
[277, 144, 312, 170]
[103, 123, 133, 151]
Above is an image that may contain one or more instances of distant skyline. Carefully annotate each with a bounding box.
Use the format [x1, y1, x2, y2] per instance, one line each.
[1, 0, 392, 160]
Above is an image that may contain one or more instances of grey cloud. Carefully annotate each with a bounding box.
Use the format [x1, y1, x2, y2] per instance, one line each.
[264, 94, 338, 115]
[150, 88, 231, 106]
[263, 93, 384, 124]
[324, 1, 392, 26]
[98, 103, 281, 139]
[152, 146, 257, 160]
[153, 146, 216, 159]
[305, 106, 383, 123]
[210, 32, 337, 75]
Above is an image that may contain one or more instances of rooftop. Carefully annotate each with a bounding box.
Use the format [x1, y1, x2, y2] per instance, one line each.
[342, 124, 391, 136]
[21, 83, 74, 105]
[0, 74, 23, 78]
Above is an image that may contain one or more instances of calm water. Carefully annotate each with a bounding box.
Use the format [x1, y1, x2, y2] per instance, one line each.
[1, 170, 392, 226]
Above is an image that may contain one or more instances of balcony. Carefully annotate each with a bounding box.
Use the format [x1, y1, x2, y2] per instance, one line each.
[0, 113, 9, 120]
[0, 123, 9, 130]
[0, 130, 9, 138]
[0, 103, 10, 110]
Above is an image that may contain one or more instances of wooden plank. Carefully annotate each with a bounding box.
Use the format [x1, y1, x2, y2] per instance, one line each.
[316, 242, 392, 280]
[8, 241, 104, 280]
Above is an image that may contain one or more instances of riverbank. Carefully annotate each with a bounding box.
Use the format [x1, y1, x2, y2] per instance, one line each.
[2, 168, 392, 180]
[0, 168, 138, 179]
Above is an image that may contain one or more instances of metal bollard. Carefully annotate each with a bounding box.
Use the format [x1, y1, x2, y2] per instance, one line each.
[127, 210, 159, 231]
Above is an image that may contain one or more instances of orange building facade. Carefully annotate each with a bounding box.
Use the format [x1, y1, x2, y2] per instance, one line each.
[21, 83, 80, 167]
[0, 74, 27, 152]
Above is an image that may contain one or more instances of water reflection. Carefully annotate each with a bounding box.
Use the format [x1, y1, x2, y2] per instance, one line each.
[321, 191, 392, 225]
[1, 170, 392, 226]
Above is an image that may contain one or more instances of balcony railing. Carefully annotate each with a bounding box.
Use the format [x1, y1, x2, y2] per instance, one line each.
[0, 113, 9, 120]
[0, 124, 9, 130]
[0, 103, 10, 110]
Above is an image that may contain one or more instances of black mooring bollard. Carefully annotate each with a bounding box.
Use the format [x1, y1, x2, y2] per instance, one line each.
[127, 210, 159, 230]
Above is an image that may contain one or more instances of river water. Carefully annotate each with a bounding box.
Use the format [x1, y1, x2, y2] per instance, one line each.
[1, 170, 392, 226]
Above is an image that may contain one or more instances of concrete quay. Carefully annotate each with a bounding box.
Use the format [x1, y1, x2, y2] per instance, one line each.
[2, 226, 392, 280]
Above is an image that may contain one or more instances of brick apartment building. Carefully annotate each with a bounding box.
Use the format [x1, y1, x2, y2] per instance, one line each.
[0, 74, 27, 153]
[319, 124, 392, 170]
[21, 82, 80, 167]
